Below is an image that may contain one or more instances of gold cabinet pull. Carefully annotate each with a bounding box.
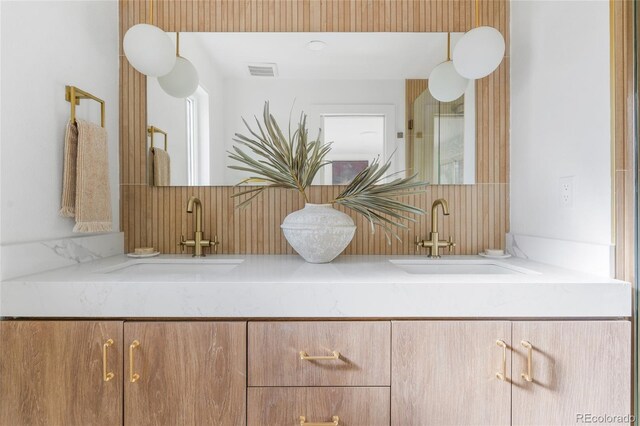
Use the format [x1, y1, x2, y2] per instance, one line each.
[520, 340, 533, 382]
[102, 339, 114, 382]
[495, 339, 507, 381]
[299, 351, 341, 361]
[129, 340, 140, 383]
[299, 416, 339, 426]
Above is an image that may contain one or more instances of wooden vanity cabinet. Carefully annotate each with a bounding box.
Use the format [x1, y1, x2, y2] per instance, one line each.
[511, 321, 631, 426]
[392, 321, 512, 426]
[0, 320, 247, 426]
[124, 321, 246, 426]
[391, 320, 631, 426]
[0, 320, 124, 426]
[0, 319, 631, 426]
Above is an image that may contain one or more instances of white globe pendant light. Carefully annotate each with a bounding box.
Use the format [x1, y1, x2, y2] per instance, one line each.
[429, 61, 468, 102]
[452, 0, 505, 80]
[452, 26, 505, 79]
[123, 0, 175, 77]
[158, 33, 199, 98]
[429, 33, 468, 102]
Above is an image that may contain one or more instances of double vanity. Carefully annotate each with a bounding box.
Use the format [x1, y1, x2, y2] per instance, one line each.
[0, 253, 632, 425]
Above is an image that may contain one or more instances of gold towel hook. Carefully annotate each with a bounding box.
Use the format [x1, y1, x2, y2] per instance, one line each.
[148, 125, 168, 151]
[65, 85, 105, 128]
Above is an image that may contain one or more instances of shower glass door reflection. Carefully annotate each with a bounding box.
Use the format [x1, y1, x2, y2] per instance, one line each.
[411, 87, 473, 185]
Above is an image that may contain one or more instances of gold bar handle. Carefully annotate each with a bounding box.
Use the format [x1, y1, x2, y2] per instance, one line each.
[299, 416, 339, 426]
[521, 340, 533, 382]
[102, 339, 114, 382]
[299, 351, 341, 361]
[129, 340, 140, 383]
[495, 339, 507, 381]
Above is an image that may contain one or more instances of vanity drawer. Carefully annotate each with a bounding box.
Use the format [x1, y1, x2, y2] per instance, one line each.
[248, 321, 390, 386]
[247, 387, 390, 426]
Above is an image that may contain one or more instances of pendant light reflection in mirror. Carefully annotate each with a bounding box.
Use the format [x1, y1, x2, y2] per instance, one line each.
[428, 33, 468, 102]
[158, 33, 200, 98]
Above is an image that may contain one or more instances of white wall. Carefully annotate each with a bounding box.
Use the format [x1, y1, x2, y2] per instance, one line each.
[222, 79, 406, 185]
[510, 1, 612, 262]
[0, 1, 119, 244]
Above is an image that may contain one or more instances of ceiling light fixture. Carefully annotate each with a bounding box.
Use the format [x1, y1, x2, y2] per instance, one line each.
[307, 40, 327, 51]
[428, 33, 468, 102]
[158, 33, 199, 98]
[123, 0, 176, 77]
[452, 0, 505, 79]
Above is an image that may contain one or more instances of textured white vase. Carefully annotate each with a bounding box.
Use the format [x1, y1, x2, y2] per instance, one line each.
[281, 204, 356, 263]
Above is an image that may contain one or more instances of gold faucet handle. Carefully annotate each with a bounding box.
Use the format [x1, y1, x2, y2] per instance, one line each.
[448, 236, 456, 253]
[415, 236, 423, 252]
[178, 235, 186, 252]
[212, 235, 220, 254]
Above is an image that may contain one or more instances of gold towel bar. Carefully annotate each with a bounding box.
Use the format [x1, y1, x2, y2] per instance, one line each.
[65, 85, 105, 128]
[148, 126, 168, 151]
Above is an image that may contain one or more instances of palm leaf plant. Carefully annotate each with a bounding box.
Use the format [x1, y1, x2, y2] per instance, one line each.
[228, 102, 427, 242]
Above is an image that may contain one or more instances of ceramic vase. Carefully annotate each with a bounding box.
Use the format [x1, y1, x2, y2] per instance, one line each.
[281, 203, 356, 263]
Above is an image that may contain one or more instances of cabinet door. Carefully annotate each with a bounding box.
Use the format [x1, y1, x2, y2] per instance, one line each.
[392, 321, 511, 426]
[512, 321, 631, 426]
[0, 320, 123, 426]
[248, 387, 390, 426]
[124, 321, 246, 426]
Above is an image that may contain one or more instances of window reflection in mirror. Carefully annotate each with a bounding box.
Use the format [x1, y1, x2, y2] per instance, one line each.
[322, 115, 385, 185]
[146, 32, 475, 187]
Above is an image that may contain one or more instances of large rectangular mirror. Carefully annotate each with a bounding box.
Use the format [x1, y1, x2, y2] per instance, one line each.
[146, 32, 475, 187]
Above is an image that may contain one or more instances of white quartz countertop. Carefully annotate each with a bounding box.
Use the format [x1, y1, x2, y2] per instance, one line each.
[0, 255, 631, 318]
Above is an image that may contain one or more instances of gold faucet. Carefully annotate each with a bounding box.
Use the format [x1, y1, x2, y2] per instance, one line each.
[179, 196, 219, 257]
[415, 198, 456, 258]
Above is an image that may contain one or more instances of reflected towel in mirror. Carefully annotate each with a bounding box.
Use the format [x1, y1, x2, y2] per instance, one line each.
[150, 147, 170, 186]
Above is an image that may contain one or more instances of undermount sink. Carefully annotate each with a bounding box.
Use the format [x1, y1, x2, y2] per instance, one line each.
[389, 258, 537, 275]
[100, 258, 244, 275]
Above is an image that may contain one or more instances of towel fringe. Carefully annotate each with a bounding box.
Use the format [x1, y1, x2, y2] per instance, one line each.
[58, 206, 76, 218]
[73, 222, 113, 233]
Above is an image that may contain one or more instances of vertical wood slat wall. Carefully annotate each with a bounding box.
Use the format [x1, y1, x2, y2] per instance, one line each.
[612, 0, 635, 283]
[120, 0, 510, 255]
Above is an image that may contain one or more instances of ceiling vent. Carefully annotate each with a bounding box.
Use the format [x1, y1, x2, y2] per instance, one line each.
[247, 63, 278, 77]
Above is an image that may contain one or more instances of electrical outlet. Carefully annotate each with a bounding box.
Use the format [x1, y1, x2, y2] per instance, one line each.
[559, 176, 574, 208]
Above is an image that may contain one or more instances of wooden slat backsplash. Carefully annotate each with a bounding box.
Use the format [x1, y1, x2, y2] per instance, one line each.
[120, 0, 510, 255]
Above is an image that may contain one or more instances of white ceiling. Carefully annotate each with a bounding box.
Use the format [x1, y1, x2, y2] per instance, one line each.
[186, 32, 463, 80]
